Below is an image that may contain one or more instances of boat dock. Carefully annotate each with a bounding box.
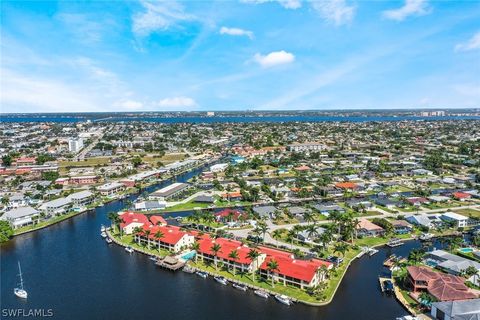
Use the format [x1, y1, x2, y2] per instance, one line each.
[379, 277, 393, 293]
[387, 238, 404, 248]
[155, 256, 186, 271]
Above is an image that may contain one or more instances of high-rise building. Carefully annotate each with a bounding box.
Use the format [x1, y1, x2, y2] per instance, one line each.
[68, 138, 84, 153]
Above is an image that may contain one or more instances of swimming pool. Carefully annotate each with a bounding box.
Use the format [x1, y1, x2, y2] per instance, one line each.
[458, 248, 473, 253]
[181, 251, 196, 260]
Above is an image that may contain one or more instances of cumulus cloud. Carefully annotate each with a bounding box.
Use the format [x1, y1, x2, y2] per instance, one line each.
[132, 0, 194, 37]
[220, 27, 254, 39]
[241, 0, 301, 10]
[311, 0, 356, 26]
[254, 51, 295, 68]
[157, 96, 198, 108]
[455, 31, 480, 52]
[113, 100, 144, 110]
[382, 0, 431, 21]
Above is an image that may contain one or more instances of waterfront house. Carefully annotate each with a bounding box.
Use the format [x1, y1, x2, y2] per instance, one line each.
[440, 212, 470, 228]
[1, 206, 40, 229]
[356, 219, 385, 237]
[253, 206, 277, 219]
[406, 214, 434, 229]
[193, 195, 215, 203]
[407, 266, 477, 301]
[120, 212, 151, 235]
[214, 209, 246, 223]
[150, 183, 189, 200]
[134, 200, 167, 212]
[424, 250, 480, 276]
[97, 182, 125, 197]
[430, 298, 480, 320]
[39, 197, 72, 216]
[67, 190, 94, 209]
[197, 237, 266, 273]
[136, 225, 194, 253]
[405, 197, 430, 207]
[390, 220, 413, 234]
[210, 163, 229, 173]
[258, 247, 333, 289]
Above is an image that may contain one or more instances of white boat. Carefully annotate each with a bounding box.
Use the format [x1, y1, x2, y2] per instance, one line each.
[196, 271, 208, 278]
[125, 246, 134, 253]
[368, 248, 379, 256]
[419, 233, 434, 241]
[275, 294, 292, 305]
[149, 256, 157, 262]
[100, 225, 106, 232]
[214, 276, 228, 285]
[100, 232, 107, 238]
[14, 262, 28, 299]
[254, 290, 270, 299]
[232, 283, 247, 291]
[105, 238, 112, 244]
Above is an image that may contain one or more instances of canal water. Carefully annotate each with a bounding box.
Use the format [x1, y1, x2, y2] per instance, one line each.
[1, 166, 427, 320]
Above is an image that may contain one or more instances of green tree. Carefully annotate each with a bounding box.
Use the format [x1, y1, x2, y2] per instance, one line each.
[0, 221, 14, 242]
[266, 259, 279, 287]
[246, 249, 261, 282]
[210, 243, 222, 271]
[228, 249, 240, 275]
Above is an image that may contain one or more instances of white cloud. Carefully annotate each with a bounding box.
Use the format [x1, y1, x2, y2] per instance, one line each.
[241, 0, 302, 10]
[453, 84, 480, 97]
[382, 0, 431, 21]
[311, 0, 356, 26]
[220, 27, 254, 39]
[132, 0, 194, 37]
[157, 96, 198, 108]
[455, 31, 480, 52]
[254, 50, 295, 68]
[113, 100, 144, 110]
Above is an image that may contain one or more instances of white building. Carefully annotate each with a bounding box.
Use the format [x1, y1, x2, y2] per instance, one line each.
[440, 211, 470, 228]
[210, 163, 229, 173]
[97, 182, 125, 197]
[288, 143, 327, 152]
[68, 138, 84, 153]
[1, 206, 40, 229]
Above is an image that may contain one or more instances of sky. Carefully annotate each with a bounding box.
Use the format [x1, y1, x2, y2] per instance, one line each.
[0, 0, 479, 113]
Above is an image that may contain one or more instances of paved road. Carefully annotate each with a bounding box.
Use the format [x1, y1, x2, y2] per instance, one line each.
[76, 129, 105, 161]
[228, 204, 480, 253]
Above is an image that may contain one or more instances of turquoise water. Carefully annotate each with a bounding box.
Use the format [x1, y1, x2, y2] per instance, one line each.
[459, 248, 473, 253]
[182, 251, 196, 260]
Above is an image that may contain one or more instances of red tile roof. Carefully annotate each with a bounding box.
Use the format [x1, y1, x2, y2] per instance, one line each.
[197, 237, 255, 265]
[258, 246, 332, 283]
[120, 212, 151, 229]
[407, 266, 477, 301]
[150, 215, 167, 226]
[453, 192, 471, 199]
[141, 225, 190, 245]
[214, 209, 244, 221]
[335, 182, 358, 189]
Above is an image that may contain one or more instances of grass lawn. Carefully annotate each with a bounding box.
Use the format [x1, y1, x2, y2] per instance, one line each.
[142, 153, 188, 164]
[166, 201, 212, 211]
[453, 209, 480, 219]
[110, 231, 170, 257]
[14, 210, 82, 235]
[356, 210, 382, 217]
[59, 157, 111, 167]
[189, 260, 322, 303]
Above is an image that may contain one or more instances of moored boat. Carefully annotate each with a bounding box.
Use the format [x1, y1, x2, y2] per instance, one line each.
[14, 262, 28, 299]
[214, 276, 228, 285]
[196, 271, 208, 278]
[419, 233, 434, 241]
[232, 283, 247, 291]
[125, 246, 134, 253]
[105, 238, 112, 244]
[275, 294, 292, 305]
[100, 225, 106, 232]
[387, 238, 403, 247]
[101, 232, 107, 238]
[254, 290, 269, 299]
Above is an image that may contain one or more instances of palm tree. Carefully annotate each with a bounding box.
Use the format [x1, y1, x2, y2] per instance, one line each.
[210, 243, 222, 271]
[266, 259, 279, 287]
[408, 249, 425, 265]
[333, 242, 349, 257]
[271, 229, 283, 241]
[257, 221, 269, 242]
[228, 249, 240, 275]
[305, 224, 319, 241]
[246, 249, 261, 282]
[287, 229, 297, 249]
[154, 230, 164, 252]
[190, 241, 200, 263]
[144, 229, 152, 249]
[303, 211, 315, 225]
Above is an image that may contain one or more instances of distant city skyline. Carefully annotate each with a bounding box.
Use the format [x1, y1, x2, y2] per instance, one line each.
[1, 0, 479, 113]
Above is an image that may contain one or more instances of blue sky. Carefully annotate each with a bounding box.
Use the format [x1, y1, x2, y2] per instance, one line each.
[1, 0, 479, 113]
